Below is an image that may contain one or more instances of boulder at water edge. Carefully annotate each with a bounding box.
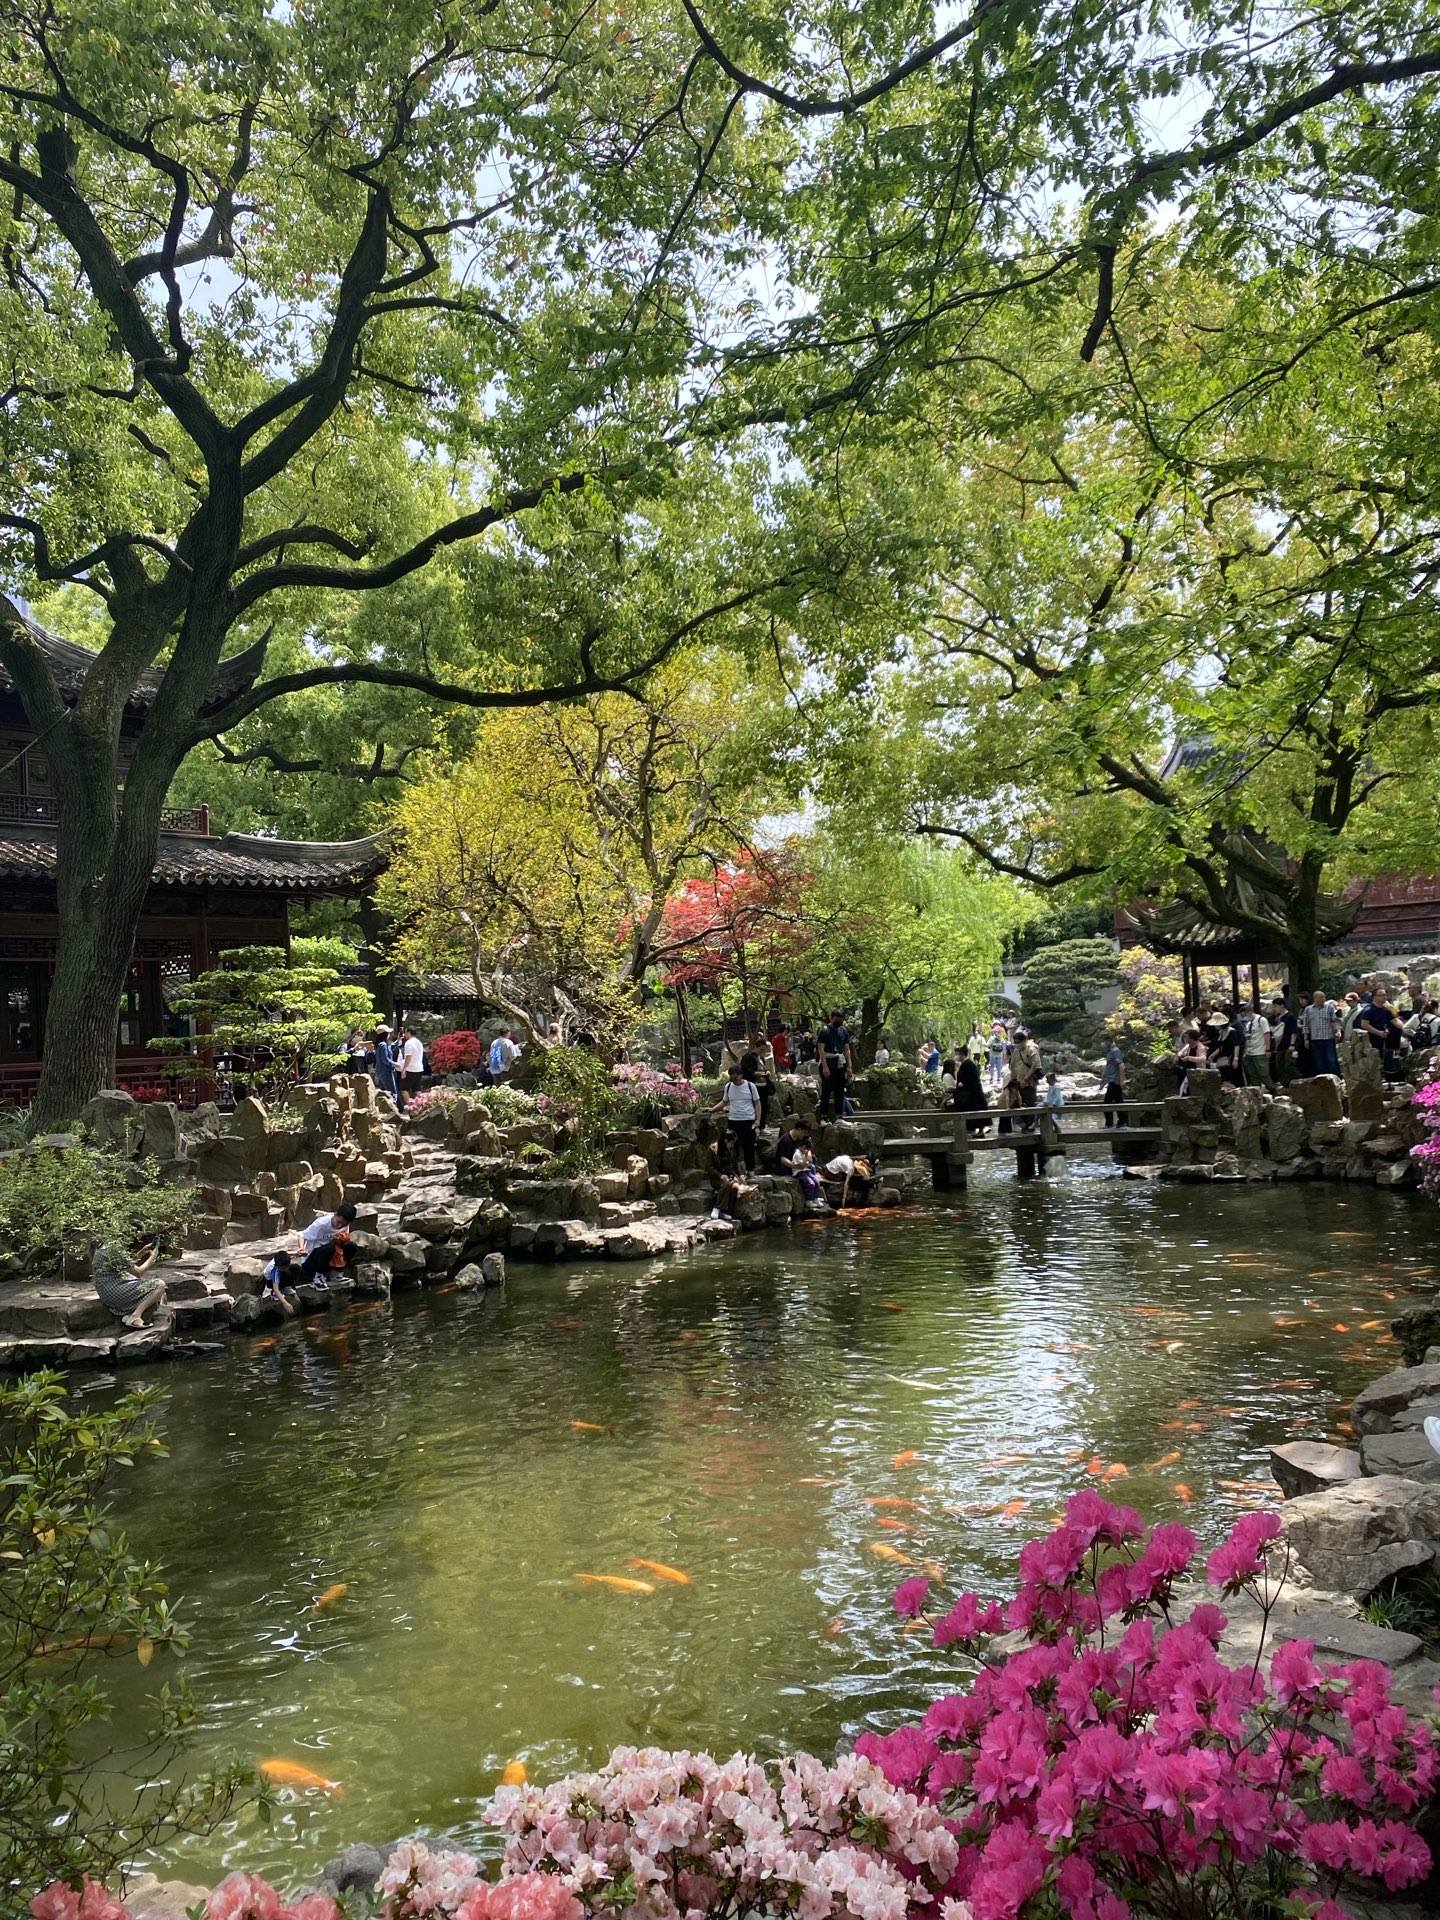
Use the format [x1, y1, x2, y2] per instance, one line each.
[1351, 1362, 1440, 1435]
[1280, 1473, 1440, 1599]
[1268, 1440, 1363, 1499]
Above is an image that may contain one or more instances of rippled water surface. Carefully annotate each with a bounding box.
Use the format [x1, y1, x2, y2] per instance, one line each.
[102, 1163, 1436, 1883]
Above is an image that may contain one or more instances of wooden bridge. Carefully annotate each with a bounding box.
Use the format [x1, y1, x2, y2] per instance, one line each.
[866, 1102, 1164, 1187]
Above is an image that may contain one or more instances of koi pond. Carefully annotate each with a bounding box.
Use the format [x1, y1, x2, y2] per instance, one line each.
[103, 1162, 1434, 1884]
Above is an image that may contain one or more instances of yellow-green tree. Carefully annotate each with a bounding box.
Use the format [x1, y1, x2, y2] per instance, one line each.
[378, 657, 772, 1046]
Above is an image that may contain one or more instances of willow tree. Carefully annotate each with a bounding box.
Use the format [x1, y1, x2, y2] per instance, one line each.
[0, 0, 805, 1124]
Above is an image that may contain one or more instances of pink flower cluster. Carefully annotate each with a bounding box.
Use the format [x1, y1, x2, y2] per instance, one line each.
[31, 1878, 339, 1920]
[1410, 1074, 1440, 1191]
[481, 1746, 961, 1920]
[858, 1492, 1436, 1920]
[612, 1063, 699, 1114]
[378, 1849, 582, 1920]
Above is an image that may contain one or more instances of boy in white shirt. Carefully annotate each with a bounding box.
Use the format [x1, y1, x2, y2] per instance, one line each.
[295, 1203, 357, 1285]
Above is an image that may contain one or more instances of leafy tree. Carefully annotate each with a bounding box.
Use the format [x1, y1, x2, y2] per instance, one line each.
[149, 946, 376, 1101]
[378, 655, 774, 1047]
[0, 0, 834, 1126]
[858, 274, 1440, 993]
[657, 845, 819, 1048]
[1019, 938, 1120, 1032]
[0, 1149, 195, 1275]
[0, 1375, 252, 1896]
[801, 837, 1031, 1062]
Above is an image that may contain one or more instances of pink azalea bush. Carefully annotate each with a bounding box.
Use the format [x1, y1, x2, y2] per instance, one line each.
[389, 1749, 961, 1920]
[1410, 1074, 1440, 1191]
[612, 1062, 699, 1121]
[862, 1492, 1436, 1919]
[30, 1878, 339, 1920]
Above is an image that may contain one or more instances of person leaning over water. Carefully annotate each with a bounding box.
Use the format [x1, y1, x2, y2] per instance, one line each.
[91, 1236, 167, 1330]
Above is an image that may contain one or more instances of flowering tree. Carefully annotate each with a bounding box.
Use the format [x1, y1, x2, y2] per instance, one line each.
[657, 847, 821, 1061]
[430, 1032, 484, 1075]
[867, 1494, 1435, 1919]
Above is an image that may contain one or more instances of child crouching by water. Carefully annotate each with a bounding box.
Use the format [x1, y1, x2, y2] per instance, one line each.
[261, 1247, 298, 1315]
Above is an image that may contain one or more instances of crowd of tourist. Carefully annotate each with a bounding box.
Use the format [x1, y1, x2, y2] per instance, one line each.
[1168, 983, 1440, 1093]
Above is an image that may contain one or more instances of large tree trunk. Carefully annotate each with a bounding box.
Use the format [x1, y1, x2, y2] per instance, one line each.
[33, 765, 167, 1128]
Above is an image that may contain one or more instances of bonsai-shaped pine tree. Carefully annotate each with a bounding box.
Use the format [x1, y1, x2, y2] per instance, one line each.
[1019, 937, 1120, 1033]
[149, 946, 377, 1105]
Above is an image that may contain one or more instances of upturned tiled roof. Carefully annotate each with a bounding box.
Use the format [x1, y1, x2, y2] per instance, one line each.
[0, 823, 387, 893]
[0, 613, 265, 715]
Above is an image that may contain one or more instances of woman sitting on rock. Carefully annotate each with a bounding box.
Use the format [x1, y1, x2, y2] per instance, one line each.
[91, 1237, 167, 1331]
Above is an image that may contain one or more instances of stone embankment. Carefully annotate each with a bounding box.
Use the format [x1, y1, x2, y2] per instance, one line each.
[1263, 1305, 1440, 1725]
[0, 1078, 908, 1369]
[1156, 1032, 1425, 1186]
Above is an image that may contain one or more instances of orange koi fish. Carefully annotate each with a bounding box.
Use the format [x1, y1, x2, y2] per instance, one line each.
[827, 1618, 847, 1637]
[876, 1517, 917, 1533]
[1063, 1447, 1089, 1465]
[570, 1421, 613, 1433]
[985, 1454, 1029, 1468]
[628, 1559, 690, 1586]
[260, 1759, 342, 1796]
[1000, 1499, 1027, 1518]
[1100, 1463, 1129, 1483]
[35, 1633, 130, 1658]
[575, 1573, 654, 1594]
[797, 1477, 848, 1487]
[1173, 1484, 1194, 1504]
[879, 1302, 909, 1312]
[1332, 1323, 1348, 1333]
[1158, 1421, 1184, 1432]
[501, 1761, 528, 1786]
[866, 1496, 923, 1510]
[1085, 1457, 1105, 1475]
[1175, 1401, 1201, 1411]
[868, 1542, 917, 1566]
[310, 1583, 348, 1612]
[891, 1450, 922, 1469]
[1146, 1451, 1182, 1471]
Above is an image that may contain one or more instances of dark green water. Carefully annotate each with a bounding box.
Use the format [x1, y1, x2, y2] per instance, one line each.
[96, 1163, 1435, 1883]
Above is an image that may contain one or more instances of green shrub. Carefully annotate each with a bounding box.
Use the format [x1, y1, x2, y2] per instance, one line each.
[470, 1084, 540, 1126]
[1360, 1571, 1440, 1648]
[0, 1147, 195, 1273]
[538, 1048, 627, 1174]
[0, 1375, 253, 1895]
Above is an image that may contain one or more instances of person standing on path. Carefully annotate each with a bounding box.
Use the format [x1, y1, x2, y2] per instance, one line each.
[1102, 1038, 1127, 1128]
[1267, 998, 1298, 1085]
[487, 1024, 520, 1084]
[1242, 1006, 1271, 1085]
[986, 1024, 1007, 1088]
[1300, 990, 1341, 1077]
[371, 1025, 401, 1104]
[817, 1009, 854, 1120]
[713, 1066, 761, 1172]
[398, 1025, 426, 1104]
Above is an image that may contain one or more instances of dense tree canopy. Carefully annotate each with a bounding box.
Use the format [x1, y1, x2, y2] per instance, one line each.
[4, 0, 1440, 1114]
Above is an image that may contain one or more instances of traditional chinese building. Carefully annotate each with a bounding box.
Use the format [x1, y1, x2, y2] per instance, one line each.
[0, 631, 385, 1105]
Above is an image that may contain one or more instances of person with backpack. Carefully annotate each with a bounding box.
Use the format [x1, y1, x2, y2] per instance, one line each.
[295, 1203, 358, 1286]
[712, 1066, 761, 1172]
[488, 1023, 520, 1083]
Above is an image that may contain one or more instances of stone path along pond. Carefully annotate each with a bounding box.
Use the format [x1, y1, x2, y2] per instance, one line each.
[83, 1160, 1435, 1885]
